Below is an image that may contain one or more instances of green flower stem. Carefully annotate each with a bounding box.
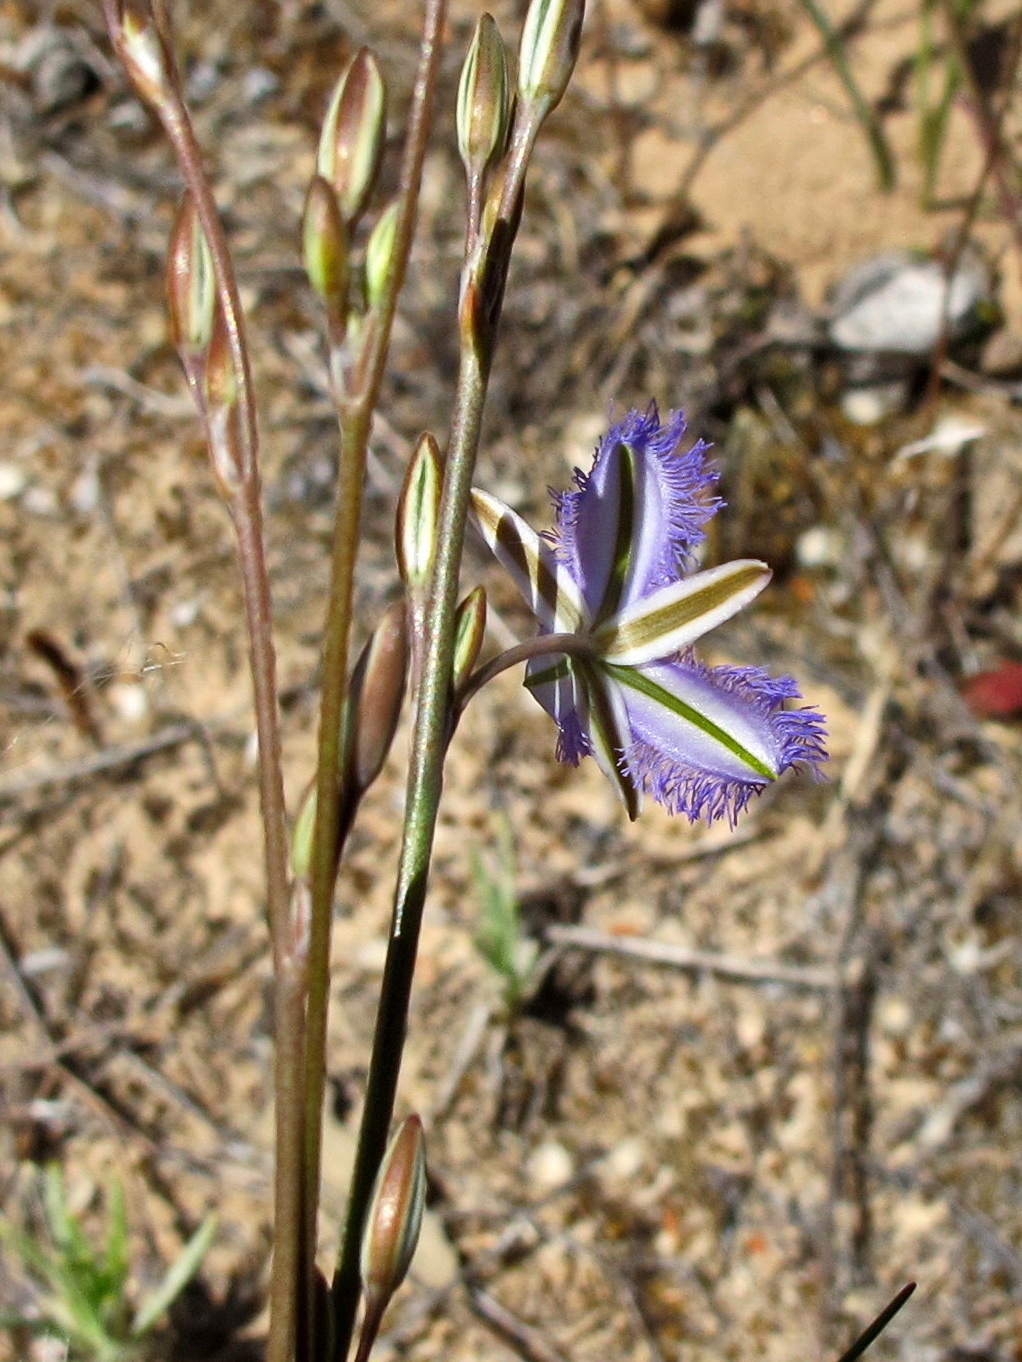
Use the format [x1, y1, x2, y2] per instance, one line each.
[303, 0, 448, 1344]
[328, 74, 556, 1355]
[329, 335, 490, 1362]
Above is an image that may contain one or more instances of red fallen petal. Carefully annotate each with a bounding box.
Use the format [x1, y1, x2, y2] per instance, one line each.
[961, 662, 1022, 718]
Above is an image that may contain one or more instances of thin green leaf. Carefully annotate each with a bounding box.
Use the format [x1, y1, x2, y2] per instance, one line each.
[102, 1182, 129, 1283]
[42, 1165, 76, 1255]
[797, 0, 895, 191]
[131, 1214, 217, 1338]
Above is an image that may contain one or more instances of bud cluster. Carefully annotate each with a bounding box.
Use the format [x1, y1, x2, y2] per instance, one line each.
[302, 48, 390, 364]
[454, 0, 585, 353]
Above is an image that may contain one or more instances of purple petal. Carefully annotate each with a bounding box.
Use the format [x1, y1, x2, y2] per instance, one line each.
[618, 652, 827, 825]
[525, 654, 588, 764]
[547, 404, 721, 617]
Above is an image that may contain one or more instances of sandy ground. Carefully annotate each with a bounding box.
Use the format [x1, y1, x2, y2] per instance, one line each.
[2, 0, 1022, 1359]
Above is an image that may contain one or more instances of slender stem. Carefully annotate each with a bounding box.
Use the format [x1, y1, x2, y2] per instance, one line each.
[101, 8, 297, 1351]
[155, 84, 297, 1362]
[328, 73, 551, 1361]
[458, 632, 595, 709]
[796, 0, 895, 190]
[330, 341, 490, 1362]
[230, 487, 303, 1362]
[303, 0, 448, 1336]
[835, 1283, 916, 1362]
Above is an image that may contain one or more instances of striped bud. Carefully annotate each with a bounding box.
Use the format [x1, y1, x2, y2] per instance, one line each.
[360, 1116, 426, 1314]
[289, 780, 317, 881]
[396, 433, 442, 591]
[517, 0, 585, 118]
[457, 15, 510, 182]
[302, 175, 350, 316]
[110, 2, 175, 107]
[167, 192, 215, 357]
[364, 202, 399, 311]
[203, 309, 243, 493]
[317, 49, 386, 225]
[344, 602, 408, 796]
[452, 587, 488, 697]
[203, 306, 237, 415]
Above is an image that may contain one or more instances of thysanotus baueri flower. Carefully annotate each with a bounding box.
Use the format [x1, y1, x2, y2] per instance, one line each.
[471, 404, 827, 824]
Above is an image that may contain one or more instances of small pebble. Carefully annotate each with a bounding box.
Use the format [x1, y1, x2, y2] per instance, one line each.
[0, 462, 27, 500]
[526, 1139, 574, 1191]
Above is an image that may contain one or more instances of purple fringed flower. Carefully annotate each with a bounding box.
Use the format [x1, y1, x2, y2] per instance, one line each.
[471, 404, 827, 824]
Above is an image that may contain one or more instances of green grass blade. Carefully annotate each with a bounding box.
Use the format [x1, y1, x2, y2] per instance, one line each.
[797, 0, 896, 190]
[131, 1214, 217, 1338]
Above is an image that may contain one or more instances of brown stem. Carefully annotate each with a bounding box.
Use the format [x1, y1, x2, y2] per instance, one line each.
[102, 6, 295, 1353]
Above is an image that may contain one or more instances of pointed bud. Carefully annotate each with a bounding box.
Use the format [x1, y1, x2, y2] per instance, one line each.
[290, 780, 317, 881]
[517, 0, 584, 118]
[317, 49, 386, 225]
[204, 309, 244, 494]
[396, 434, 442, 591]
[364, 202, 400, 311]
[167, 192, 215, 357]
[344, 603, 408, 796]
[457, 15, 511, 182]
[203, 306, 237, 414]
[360, 1116, 426, 1314]
[110, 1, 175, 107]
[303, 175, 350, 316]
[452, 587, 487, 696]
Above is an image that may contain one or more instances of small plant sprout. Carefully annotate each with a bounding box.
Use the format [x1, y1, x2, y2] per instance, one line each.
[0, 1166, 216, 1362]
[471, 818, 539, 1010]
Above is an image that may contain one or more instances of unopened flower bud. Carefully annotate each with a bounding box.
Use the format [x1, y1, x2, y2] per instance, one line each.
[517, 0, 584, 117]
[203, 306, 237, 414]
[364, 202, 399, 311]
[303, 175, 351, 319]
[167, 192, 215, 357]
[457, 15, 510, 181]
[452, 587, 487, 696]
[317, 49, 386, 225]
[110, 2, 175, 107]
[360, 1116, 426, 1312]
[204, 309, 244, 494]
[344, 602, 408, 796]
[396, 433, 442, 591]
[290, 780, 317, 881]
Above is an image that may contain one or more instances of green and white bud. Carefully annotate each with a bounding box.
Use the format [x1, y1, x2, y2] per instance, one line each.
[360, 1116, 426, 1313]
[452, 587, 488, 697]
[517, 0, 585, 117]
[302, 175, 350, 317]
[289, 780, 317, 881]
[167, 192, 215, 357]
[457, 15, 511, 182]
[111, 2, 175, 107]
[364, 201, 400, 311]
[396, 433, 442, 591]
[203, 306, 237, 415]
[317, 48, 386, 225]
[203, 309, 244, 494]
